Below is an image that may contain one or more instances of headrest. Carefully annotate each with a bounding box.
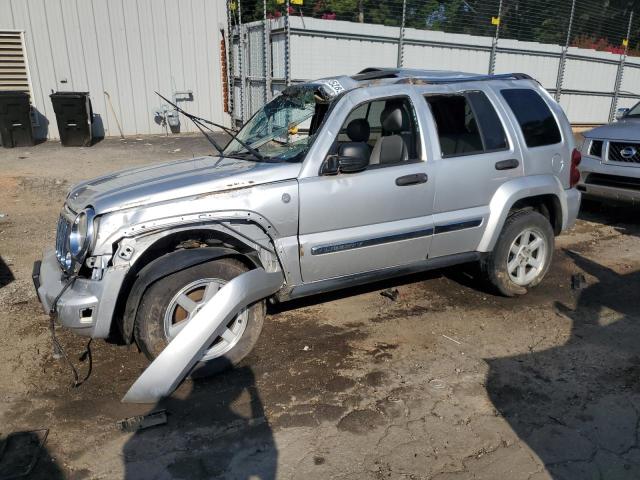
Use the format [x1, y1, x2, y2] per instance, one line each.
[346, 118, 370, 142]
[380, 105, 405, 133]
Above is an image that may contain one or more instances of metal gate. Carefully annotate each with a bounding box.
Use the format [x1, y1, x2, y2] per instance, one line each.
[230, 21, 271, 127]
[227, 0, 640, 126]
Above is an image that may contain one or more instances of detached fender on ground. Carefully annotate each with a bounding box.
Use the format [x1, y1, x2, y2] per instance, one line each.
[122, 268, 284, 403]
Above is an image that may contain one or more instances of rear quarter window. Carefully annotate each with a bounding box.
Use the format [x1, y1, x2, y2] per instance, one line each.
[501, 89, 561, 148]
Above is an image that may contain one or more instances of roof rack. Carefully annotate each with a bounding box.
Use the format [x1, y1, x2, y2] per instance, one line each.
[352, 67, 534, 84]
[414, 72, 534, 84]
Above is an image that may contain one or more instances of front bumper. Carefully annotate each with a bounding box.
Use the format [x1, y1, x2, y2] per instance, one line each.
[577, 156, 640, 204]
[34, 249, 126, 338]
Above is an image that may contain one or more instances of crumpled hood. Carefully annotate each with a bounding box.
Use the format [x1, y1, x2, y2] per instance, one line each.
[66, 156, 301, 214]
[584, 118, 640, 141]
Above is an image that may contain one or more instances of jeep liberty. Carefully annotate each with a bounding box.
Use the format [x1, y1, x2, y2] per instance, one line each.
[34, 68, 581, 401]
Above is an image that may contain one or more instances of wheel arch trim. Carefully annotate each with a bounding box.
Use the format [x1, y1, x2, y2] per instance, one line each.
[119, 247, 257, 344]
[477, 175, 567, 252]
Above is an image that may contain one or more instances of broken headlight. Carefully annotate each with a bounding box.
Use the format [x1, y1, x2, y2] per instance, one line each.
[69, 207, 95, 262]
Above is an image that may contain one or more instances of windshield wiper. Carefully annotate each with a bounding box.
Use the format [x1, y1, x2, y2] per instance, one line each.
[155, 92, 266, 162]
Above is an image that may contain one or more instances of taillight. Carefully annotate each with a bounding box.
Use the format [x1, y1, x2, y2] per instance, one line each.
[570, 148, 581, 188]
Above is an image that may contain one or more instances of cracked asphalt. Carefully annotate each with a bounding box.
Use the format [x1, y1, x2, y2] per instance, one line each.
[0, 135, 639, 479]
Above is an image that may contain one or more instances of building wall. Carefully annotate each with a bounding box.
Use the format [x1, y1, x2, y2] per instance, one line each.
[0, 0, 230, 139]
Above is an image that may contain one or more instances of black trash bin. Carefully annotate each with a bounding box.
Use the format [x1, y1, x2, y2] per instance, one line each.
[0, 91, 34, 148]
[50, 92, 93, 147]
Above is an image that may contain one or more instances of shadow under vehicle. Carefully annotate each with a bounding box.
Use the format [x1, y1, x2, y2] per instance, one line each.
[487, 251, 640, 479]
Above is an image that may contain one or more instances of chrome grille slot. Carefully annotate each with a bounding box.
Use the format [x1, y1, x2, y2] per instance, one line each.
[608, 142, 640, 164]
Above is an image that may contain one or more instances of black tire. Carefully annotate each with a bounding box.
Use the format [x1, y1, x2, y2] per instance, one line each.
[134, 257, 265, 377]
[481, 210, 555, 297]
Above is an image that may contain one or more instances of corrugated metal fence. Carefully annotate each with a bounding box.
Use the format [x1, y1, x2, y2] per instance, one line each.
[230, 8, 640, 126]
[0, 0, 228, 139]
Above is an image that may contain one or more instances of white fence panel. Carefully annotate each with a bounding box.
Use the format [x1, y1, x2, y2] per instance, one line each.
[563, 59, 619, 92]
[620, 63, 640, 99]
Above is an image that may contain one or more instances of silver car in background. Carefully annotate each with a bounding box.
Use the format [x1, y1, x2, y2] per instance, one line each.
[578, 102, 640, 204]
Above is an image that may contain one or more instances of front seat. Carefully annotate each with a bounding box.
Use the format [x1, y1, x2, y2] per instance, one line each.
[338, 118, 371, 163]
[343, 118, 371, 150]
[370, 104, 409, 165]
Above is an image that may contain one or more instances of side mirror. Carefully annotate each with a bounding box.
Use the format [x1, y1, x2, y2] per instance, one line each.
[337, 154, 369, 173]
[321, 153, 369, 175]
[321, 144, 370, 175]
[615, 108, 629, 121]
[320, 155, 340, 175]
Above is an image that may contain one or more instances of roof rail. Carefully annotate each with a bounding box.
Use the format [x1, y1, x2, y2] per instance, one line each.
[352, 67, 535, 84]
[412, 73, 535, 84]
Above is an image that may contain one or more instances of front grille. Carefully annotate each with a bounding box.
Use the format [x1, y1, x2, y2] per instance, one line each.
[608, 142, 640, 164]
[55, 207, 75, 271]
[585, 173, 640, 191]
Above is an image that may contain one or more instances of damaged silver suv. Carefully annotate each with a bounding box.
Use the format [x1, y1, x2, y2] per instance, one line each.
[34, 68, 581, 402]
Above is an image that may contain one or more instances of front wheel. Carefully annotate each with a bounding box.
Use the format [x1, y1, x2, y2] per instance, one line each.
[134, 258, 266, 377]
[481, 210, 554, 297]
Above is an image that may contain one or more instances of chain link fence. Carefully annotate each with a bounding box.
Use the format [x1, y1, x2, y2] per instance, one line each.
[227, 0, 640, 125]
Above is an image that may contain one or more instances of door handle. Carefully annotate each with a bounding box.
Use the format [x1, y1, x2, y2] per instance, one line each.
[495, 159, 519, 170]
[395, 173, 428, 186]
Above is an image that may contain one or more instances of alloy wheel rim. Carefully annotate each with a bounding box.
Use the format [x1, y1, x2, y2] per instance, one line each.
[507, 228, 547, 286]
[163, 278, 248, 361]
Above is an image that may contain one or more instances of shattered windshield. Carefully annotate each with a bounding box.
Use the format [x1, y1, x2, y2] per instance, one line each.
[224, 86, 331, 163]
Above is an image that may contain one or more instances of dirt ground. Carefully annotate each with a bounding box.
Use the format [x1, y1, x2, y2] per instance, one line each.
[0, 135, 639, 480]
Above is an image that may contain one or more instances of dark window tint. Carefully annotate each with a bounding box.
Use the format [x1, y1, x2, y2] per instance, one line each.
[501, 89, 561, 148]
[466, 91, 507, 151]
[425, 92, 507, 157]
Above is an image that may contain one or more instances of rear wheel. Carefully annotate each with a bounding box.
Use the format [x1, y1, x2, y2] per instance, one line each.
[481, 210, 554, 297]
[134, 258, 266, 377]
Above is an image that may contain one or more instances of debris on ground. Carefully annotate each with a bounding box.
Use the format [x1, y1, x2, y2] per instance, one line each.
[380, 288, 399, 301]
[442, 334, 461, 345]
[428, 378, 446, 390]
[0, 429, 49, 480]
[571, 273, 587, 290]
[116, 410, 168, 433]
[302, 345, 311, 351]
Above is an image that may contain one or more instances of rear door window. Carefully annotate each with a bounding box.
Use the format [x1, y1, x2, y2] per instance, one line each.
[501, 89, 561, 148]
[425, 91, 507, 158]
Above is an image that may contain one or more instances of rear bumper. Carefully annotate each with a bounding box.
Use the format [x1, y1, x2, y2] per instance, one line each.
[34, 249, 126, 338]
[563, 187, 581, 230]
